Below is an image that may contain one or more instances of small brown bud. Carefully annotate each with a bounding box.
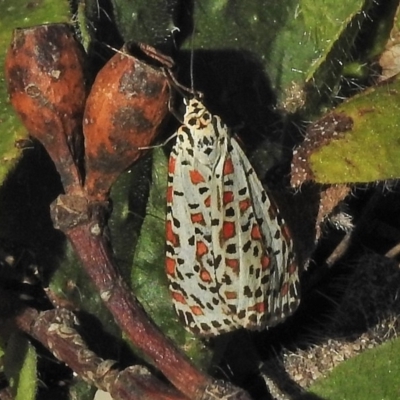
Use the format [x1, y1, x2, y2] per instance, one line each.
[5, 23, 88, 193]
[83, 44, 172, 200]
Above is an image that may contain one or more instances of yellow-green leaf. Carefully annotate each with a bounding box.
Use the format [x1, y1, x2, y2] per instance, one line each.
[4, 334, 37, 400]
[310, 337, 400, 399]
[310, 75, 400, 183]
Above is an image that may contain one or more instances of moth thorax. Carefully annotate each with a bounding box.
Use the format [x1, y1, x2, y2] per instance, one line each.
[194, 135, 221, 165]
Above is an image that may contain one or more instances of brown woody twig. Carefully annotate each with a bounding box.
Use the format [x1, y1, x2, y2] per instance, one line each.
[14, 307, 187, 400]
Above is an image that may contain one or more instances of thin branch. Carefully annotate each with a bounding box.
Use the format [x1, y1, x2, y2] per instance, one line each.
[14, 307, 188, 400]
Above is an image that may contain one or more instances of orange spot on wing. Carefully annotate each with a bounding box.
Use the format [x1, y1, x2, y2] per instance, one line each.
[191, 212, 205, 225]
[226, 258, 239, 274]
[223, 158, 234, 175]
[204, 195, 211, 207]
[168, 156, 176, 174]
[165, 257, 176, 277]
[189, 169, 205, 184]
[190, 305, 204, 316]
[281, 223, 292, 243]
[171, 292, 187, 304]
[166, 220, 179, 246]
[223, 191, 234, 205]
[239, 199, 251, 212]
[261, 255, 270, 270]
[251, 224, 262, 240]
[248, 301, 266, 313]
[280, 282, 289, 296]
[166, 185, 173, 203]
[196, 241, 208, 257]
[200, 268, 212, 283]
[222, 221, 236, 240]
[225, 291, 237, 300]
[288, 262, 297, 275]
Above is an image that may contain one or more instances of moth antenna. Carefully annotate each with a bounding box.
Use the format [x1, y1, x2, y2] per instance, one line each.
[161, 19, 204, 105]
[103, 42, 175, 72]
[189, 22, 195, 94]
[137, 132, 178, 150]
[102, 42, 124, 55]
[164, 68, 201, 98]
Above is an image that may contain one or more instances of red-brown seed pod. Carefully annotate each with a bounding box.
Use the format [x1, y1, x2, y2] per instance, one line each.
[5, 23, 87, 194]
[83, 43, 172, 200]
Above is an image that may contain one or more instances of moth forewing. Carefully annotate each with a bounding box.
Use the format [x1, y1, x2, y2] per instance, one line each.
[166, 98, 300, 336]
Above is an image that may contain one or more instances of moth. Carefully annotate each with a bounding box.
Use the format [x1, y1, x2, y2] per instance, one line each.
[165, 97, 300, 336]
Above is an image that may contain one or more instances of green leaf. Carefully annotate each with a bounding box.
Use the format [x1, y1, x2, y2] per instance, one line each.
[110, 0, 178, 44]
[310, 337, 400, 399]
[0, 336, 5, 359]
[0, 0, 71, 184]
[69, 379, 98, 400]
[309, 75, 400, 183]
[83, 0, 377, 112]
[186, 0, 374, 110]
[3, 334, 37, 400]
